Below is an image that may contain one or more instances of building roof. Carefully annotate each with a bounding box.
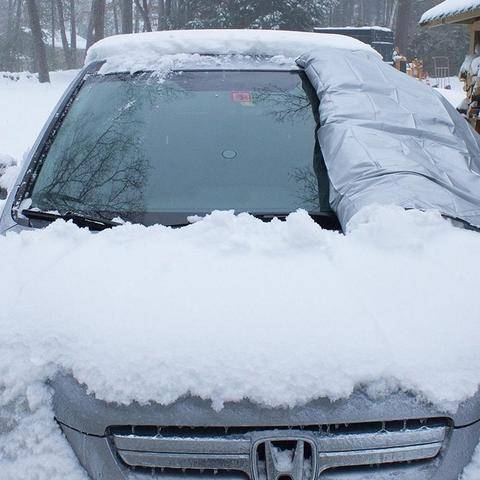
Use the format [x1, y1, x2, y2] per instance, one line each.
[420, 0, 480, 26]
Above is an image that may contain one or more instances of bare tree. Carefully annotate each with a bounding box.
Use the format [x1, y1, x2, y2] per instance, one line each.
[134, 3, 139, 32]
[157, 0, 164, 30]
[388, 0, 399, 29]
[395, 0, 412, 55]
[50, 0, 55, 48]
[112, 0, 119, 34]
[69, 0, 77, 66]
[120, 0, 133, 33]
[133, 0, 152, 31]
[56, 0, 73, 68]
[86, 0, 106, 50]
[26, 0, 50, 83]
[165, 0, 171, 19]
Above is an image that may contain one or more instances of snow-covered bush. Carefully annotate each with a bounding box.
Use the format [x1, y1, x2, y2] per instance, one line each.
[0, 154, 17, 200]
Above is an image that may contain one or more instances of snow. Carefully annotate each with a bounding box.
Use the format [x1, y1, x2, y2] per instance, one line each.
[462, 444, 480, 479]
[45, 30, 87, 50]
[420, 0, 480, 24]
[1, 69, 480, 478]
[21, 27, 87, 50]
[22, 27, 88, 50]
[1, 207, 480, 477]
[432, 76, 467, 108]
[436, 86, 467, 108]
[315, 26, 392, 32]
[0, 70, 79, 160]
[85, 29, 378, 73]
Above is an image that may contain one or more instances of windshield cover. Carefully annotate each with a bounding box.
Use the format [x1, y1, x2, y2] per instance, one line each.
[27, 70, 332, 225]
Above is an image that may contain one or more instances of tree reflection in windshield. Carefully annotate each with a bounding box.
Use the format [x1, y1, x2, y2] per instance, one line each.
[252, 75, 329, 211]
[33, 80, 148, 214]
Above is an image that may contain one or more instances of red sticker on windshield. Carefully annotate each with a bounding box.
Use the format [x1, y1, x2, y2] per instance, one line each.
[231, 91, 253, 103]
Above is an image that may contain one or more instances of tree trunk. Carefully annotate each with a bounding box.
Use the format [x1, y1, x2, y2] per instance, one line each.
[121, 0, 133, 33]
[395, 0, 412, 55]
[51, 0, 55, 49]
[388, 0, 399, 29]
[133, 0, 152, 31]
[157, 0, 164, 30]
[86, 0, 106, 50]
[165, 0, 171, 20]
[113, 0, 119, 34]
[69, 0, 77, 66]
[26, 0, 50, 83]
[134, 3, 140, 32]
[56, 0, 73, 68]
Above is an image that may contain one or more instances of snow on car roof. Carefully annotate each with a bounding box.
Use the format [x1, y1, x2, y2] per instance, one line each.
[315, 26, 392, 32]
[420, 0, 480, 25]
[85, 29, 377, 74]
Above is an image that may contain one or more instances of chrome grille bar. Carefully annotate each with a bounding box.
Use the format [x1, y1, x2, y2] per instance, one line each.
[111, 422, 448, 475]
[114, 436, 251, 455]
[118, 451, 251, 472]
[316, 426, 446, 452]
[318, 443, 443, 473]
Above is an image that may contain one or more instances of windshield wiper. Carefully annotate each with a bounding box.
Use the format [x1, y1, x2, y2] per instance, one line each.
[21, 209, 120, 231]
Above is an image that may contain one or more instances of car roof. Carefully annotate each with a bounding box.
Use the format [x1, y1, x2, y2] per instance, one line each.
[85, 29, 377, 75]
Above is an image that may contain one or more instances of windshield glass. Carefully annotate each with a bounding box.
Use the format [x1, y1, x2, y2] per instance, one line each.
[27, 70, 333, 226]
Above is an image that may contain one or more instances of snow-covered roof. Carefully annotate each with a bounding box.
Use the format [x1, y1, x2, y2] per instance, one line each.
[85, 29, 378, 73]
[21, 26, 87, 50]
[48, 30, 87, 50]
[420, 0, 480, 26]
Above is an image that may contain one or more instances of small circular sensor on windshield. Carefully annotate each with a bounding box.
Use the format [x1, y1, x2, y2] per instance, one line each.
[222, 150, 238, 160]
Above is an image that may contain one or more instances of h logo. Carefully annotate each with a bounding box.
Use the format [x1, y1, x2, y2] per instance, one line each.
[252, 437, 317, 480]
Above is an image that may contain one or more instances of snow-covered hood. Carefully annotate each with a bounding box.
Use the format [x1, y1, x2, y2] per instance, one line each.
[3, 206, 480, 478]
[2, 207, 480, 413]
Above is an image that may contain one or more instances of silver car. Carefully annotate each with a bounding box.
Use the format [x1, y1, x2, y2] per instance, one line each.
[1, 35, 480, 480]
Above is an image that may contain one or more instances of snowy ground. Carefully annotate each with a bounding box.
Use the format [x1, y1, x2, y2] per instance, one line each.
[0, 70, 78, 160]
[431, 75, 467, 109]
[0, 71, 479, 479]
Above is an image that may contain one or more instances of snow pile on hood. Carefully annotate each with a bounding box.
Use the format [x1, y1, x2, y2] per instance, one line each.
[420, 0, 480, 25]
[4, 207, 480, 411]
[2, 206, 480, 478]
[85, 29, 377, 74]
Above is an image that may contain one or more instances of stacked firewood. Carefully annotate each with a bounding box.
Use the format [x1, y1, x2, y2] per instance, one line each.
[460, 54, 480, 131]
[407, 59, 425, 80]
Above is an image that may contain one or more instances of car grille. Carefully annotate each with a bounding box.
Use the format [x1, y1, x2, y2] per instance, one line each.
[109, 419, 449, 478]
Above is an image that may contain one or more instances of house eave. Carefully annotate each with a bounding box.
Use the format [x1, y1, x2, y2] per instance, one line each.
[420, 8, 480, 27]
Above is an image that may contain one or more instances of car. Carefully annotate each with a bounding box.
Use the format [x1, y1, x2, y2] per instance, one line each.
[1, 29, 480, 480]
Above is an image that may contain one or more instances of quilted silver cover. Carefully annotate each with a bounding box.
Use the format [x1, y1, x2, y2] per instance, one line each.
[296, 50, 480, 229]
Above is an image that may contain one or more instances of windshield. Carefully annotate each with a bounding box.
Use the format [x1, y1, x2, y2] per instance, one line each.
[27, 70, 333, 226]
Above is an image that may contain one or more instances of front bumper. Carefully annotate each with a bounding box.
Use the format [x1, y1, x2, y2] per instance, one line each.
[60, 420, 480, 480]
[52, 374, 480, 480]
